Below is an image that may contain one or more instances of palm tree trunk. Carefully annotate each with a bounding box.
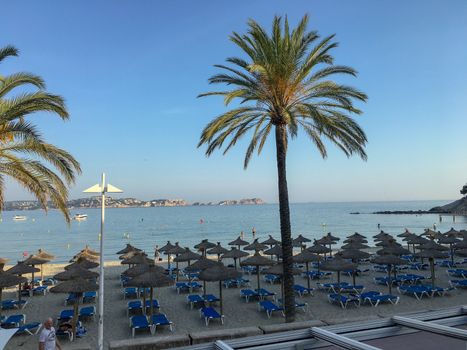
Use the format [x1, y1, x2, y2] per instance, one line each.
[275, 124, 295, 323]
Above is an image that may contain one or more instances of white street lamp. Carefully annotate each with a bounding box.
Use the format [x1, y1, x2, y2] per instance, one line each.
[83, 173, 122, 350]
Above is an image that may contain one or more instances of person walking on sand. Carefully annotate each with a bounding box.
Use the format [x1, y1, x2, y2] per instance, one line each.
[39, 317, 62, 350]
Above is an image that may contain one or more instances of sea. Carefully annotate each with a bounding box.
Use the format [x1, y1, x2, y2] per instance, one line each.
[1, 200, 466, 263]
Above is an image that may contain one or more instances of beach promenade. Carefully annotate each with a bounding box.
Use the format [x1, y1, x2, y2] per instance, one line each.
[3, 257, 467, 349]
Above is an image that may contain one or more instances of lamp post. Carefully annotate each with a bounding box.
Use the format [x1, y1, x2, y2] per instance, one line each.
[84, 173, 122, 350]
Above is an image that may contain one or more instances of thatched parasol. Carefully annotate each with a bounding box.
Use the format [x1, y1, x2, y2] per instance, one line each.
[51, 278, 98, 339]
[221, 248, 249, 270]
[307, 242, 332, 270]
[121, 253, 153, 266]
[456, 248, 467, 257]
[371, 255, 407, 294]
[292, 235, 311, 249]
[261, 235, 280, 247]
[243, 239, 267, 252]
[422, 228, 440, 239]
[414, 248, 448, 286]
[54, 266, 99, 281]
[207, 242, 229, 261]
[346, 232, 367, 240]
[65, 258, 99, 271]
[6, 262, 39, 301]
[167, 243, 188, 281]
[116, 244, 142, 255]
[316, 236, 338, 256]
[438, 235, 460, 265]
[337, 249, 370, 285]
[341, 241, 370, 250]
[198, 265, 241, 314]
[240, 252, 275, 289]
[37, 249, 55, 261]
[173, 248, 202, 265]
[0, 272, 27, 317]
[263, 245, 283, 261]
[71, 251, 100, 263]
[228, 236, 249, 250]
[159, 241, 175, 268]
[293, 250, 320, 290]
[320, 257, 357, 296]
[23, 255, 50, 284]
[185, 257, 223, 292]
[126, 268, 174, 317]
[405, 235, 429, 255]
[194, 239, 216, 257]
[0, 257, 9, 271]
[454, 240, 467, 249]
[397, 229, 412, 238]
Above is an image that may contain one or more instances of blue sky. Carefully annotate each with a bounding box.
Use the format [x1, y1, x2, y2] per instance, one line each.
[1, 0, 467, 203]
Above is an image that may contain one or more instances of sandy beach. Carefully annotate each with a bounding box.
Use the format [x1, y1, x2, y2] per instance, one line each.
[2, 256, 466, 350]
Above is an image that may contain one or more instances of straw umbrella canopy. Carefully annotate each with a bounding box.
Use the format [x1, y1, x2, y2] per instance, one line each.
[54, 266, 99, 281]
[316, 236, 337, 255]
[243, 239, 267, 252]
[292, 234, 311, 250]
[341, 241, 370, 250]
[337, 249, 370, 285]
[119, 250, 140, 261]
[23, 255, 50, 284]
[371, 255, 407, 294]
[307, 242, 332, 270]
[261, 235, 280, 247]
[0, 257, 9, 271]
[207, 242, 229, 261]
[51, 278, 98, 339]
[65, 258, 99, 271]
[293, 250, 320, 290]
[185, 257, 223, 293]
[240, 252, 275, 289]
[414, 249, 448, 286]
[173, 248, 202, 266]
[6, 262, 39, 301]
[422, 228, 439, 239]
[228, 236, 249, 250]
[126, 268, 174, 317]
[406, 235, 430, 254]
[79, 246, 100, 256]
[167, 243, 187, 281]
[159, 241, 175, 268]
[444, 227, 459, 237]
[71, 251, 100, 263]
[0, 272, 27, 318]
[458, 230, 467, 239]
[346, 232, 367, 241]
[376, 240, 411, 256]
[198, 265, 241, 314]
[438, 235, 461, 264]
[221, 248, 249, 270]
[37, 249, 55, 261]
[456, 249, 467, 257]
[263, 245, 283, 261]
[121, 253, 153, 266]
[373, 231, 392, 240]
[397, 229, 412, 238]
[454, 240, 467, 249]
[320, 257, 356, 296]
[116, 244, 142, 255]
[194, 239, 216, 257]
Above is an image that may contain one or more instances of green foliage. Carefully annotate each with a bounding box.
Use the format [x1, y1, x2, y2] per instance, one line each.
[0, 45, 81, 222]
[198, 15, 368, 168]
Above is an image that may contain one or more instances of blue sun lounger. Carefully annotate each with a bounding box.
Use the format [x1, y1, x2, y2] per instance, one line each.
[447, 269, 467, 278]
[278, 299, 308, 312]
[83, 291, 97, 303]
[410, 262, 429, 270]
[123, 287, 138, 299]
[398, 285, 430, 300]
[127, 300, 142, 316]
[259, 300, 284, 318]
[264, 274, 281, 284]
[2, 299, 28, 310]
[32, 285, 48, 295]
[450, 279, 467, 288]
[303, 270, 332, 280]
[328, 293, 360, 309]
[294, 284, 314, 297]
[79, 306, 96, 321]
[1, 314, 26, 328]
[256, 288, 276, 301]
[398, 274, 425, 285]
[15, 322, 42, 335]
[223, 278, 250, 288]
[65, 293, 78, 305]
[145, 299, 160, 310]
[57, 309, 74, 322]
[130, 315, 150, 337]
[339, 285, 365, 293]
[317, 282, 349, 292]
[187, 295, 204, 309]
[240, 289, 260, 302]
[200, 307, 224, 326]
[359, 291, 399, 306]
[426, 286, 455, 297]
[203, 294, 220, 304]
[151, 313, 174, 333]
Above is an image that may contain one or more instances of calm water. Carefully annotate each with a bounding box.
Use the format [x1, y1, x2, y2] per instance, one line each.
[1, 201, 465, 263]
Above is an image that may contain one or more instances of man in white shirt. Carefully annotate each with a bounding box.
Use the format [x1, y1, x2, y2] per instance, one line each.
[39, 318, 62, 350]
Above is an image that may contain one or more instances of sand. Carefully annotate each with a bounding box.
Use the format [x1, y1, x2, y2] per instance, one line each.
[3, 257, 467, 349]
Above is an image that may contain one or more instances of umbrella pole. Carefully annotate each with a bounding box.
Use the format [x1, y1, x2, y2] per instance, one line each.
[352, 264, 356, 286]
[219, 280, 223, 315]
[234, 258, 237, 270]
[337, 271, 341, 297]
[306, 262, 310, 290]
[142, 288, 147, 315]
[0, 287, 3, 318]
[257, 265, 260, 291]
[72, 294, 80, 341]
[167, 254, 170, 270]
[176, 261, 179, 282]
[387, 264, 392, 295]
[430, 258, 435, 287]
[450, 245, 454, 265]
[203, 281, 206, 296]
[40, 264, 43, 283]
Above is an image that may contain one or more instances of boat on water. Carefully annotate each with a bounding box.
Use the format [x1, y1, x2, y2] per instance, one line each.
[73, 213, 88, 220]
[13, 215, 27, 221]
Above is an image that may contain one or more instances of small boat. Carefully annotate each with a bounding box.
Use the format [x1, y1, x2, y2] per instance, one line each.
[73, 214, 88, 220]
[13, 215, 27, 221]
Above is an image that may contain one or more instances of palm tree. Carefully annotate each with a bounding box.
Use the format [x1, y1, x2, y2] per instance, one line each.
[0, 45, 81, 222]
[198, 16, 368, 322]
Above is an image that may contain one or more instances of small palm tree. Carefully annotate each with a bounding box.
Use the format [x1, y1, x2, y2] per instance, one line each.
[198, 16, 368, 322]
[0, 45, 81, 222]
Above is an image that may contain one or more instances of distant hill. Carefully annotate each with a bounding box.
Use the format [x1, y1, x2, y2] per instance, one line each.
[2, 197, 265, 211]
[429, 197, 467, 214]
